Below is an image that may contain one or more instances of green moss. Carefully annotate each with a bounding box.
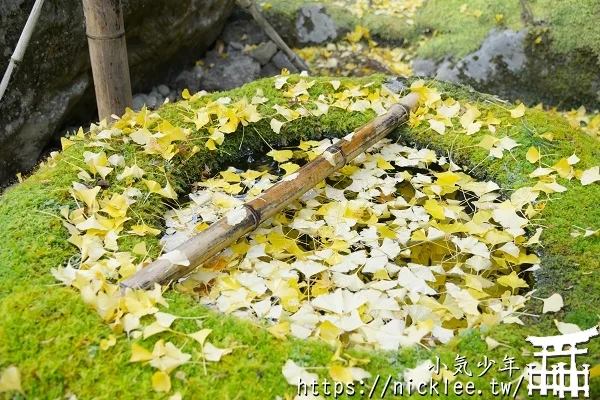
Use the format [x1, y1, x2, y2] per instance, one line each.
[1, 75, 599, 398]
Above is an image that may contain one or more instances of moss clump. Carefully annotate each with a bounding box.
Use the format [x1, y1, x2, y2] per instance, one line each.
[1, 75, 599, 398]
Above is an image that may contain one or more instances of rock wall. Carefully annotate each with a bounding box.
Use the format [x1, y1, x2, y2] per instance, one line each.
[0, 0, 234, 185]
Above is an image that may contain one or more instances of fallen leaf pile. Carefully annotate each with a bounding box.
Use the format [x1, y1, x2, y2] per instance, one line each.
[164, 134, 540, 351]
[296, 25, 413, 77]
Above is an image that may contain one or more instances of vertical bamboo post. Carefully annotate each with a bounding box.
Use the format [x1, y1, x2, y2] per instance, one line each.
[82, 0, 132, 121]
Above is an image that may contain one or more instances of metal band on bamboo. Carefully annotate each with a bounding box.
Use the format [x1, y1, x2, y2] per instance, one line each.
[120, 91, 421, 291]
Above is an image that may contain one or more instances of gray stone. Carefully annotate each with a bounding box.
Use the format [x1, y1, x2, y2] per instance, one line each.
[227, 41, 245, 54]
[295, 5, 337, 45]
[199, 55, 261, 91]
[250, 41, 278, 65]
[157, 84, 170, 96]
[383, 77, 407, 94]
[132, 94, 148, 111]
[0, 0, 235, 184]
[457, 29, 527, 83]
[219, 19, 266, 45]
[435, 58, 460, 84]
[412, 58, 437, 77]
[259, 62, 281, 78]
[272, 51, 297, 73]
[174, 66, 204, 96]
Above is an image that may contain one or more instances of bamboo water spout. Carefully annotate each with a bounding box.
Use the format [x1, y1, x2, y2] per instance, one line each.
[121, 91, 420, 291]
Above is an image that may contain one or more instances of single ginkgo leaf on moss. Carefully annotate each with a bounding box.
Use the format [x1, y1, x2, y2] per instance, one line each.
[554, 319, 581, 335]
[202, 342, 232, 362]
[567, 153, 580, 165]
[188, 329, 212, 346]
[155, 312, 178, 328]
[329, 80, 341, 90]
[509, 103, 525, 118]
[428, 119, 446, 135]
[61, 137, 76, 151]
[0, 366, 22, 393]
[542, 293, 564, 313]
[143, 321, 170, 339]
[282, 359, 319, 386]
[130, 343, 154, 362]
[152, 370, 172, 393]
[486, 337, 500, 350]
[270, 118, 285, 134]
[526, 147, 541, 163]
[581, 166, 600, 186]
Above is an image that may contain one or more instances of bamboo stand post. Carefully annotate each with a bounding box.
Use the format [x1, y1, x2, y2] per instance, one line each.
[121, 92, 420, 291]
[237, 0, 311, 73]
[82, 0, 132, 121]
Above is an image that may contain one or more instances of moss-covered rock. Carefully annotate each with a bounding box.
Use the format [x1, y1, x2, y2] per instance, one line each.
[1, 75, 599, 398]
[414, 0, 600, 109]
[262, 0, 600, 109]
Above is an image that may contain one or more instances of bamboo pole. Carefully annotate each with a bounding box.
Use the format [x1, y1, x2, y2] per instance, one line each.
[0, 0, 45, 102]
[237, 0, 311, 73]
[82, 0, 132, 121]
[121, 91, 420, 291]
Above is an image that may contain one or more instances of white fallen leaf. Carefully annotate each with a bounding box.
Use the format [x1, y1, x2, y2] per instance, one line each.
[542, 293, 563, 313]
[282, 359, 319, 386]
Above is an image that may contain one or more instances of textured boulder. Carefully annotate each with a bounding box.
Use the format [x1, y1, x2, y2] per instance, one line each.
[199, 55, 261, 92]
[0, 0, 234, 184]
[295, 5, 337, 45]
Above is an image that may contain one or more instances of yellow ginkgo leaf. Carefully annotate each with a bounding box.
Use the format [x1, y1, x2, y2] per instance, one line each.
[0, 366, 22, 393]
[267, 321, 290, 340]
[526, 147, 541, 163]
[61, 137, 75, 151]
[267, 149, 293, 163]
[497, 271, 528, 290]
[329, 365, 354, 384]
[377, 157, 394, 170]
[129, 343, 154, 362]
[510, 103, 525, 118]
[188, 329, 212, 346]
[152, 371, 172, 393]
[542, 293, 563, 313]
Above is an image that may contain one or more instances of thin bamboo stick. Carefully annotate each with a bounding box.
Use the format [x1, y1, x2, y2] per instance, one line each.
[121, 91, 420, 291]
[237, 0, 311, 73]
[0, 0, 46, 102]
